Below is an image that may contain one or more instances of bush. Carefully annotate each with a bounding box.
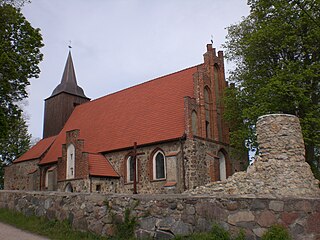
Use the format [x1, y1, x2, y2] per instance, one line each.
[174, 224, 245, 240]
[261, 225, 292, 240]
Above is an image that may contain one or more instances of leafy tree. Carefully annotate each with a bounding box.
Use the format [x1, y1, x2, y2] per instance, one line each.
[224, 0, 320, 165]
[0, 3, 43, 188]
[0, 116, 31, 165]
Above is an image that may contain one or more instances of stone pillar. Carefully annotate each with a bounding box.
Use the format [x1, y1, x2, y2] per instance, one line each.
[257, 114, 305, 162]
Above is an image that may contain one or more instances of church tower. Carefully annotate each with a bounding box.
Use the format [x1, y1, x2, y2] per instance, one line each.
[43, 51, 90, 138]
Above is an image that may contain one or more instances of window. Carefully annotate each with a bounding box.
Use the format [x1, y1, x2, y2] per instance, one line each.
[191, 111, 198, 136]
[126, 156, 138, 183]
[153, 150, 166, 180]
[45, 170, 49, 188]
[96, 184, 101, 192]
[66, 144, 75, 179]
[218, 151, 227, 181]
[204, 87, 212, 139]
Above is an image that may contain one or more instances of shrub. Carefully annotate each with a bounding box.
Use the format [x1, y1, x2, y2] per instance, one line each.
[261, 225, 292, 240]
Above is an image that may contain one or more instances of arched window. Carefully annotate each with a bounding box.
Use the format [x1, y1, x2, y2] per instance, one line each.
[66, 144, 75, 179]
[204, 87, 212, 139]
[218, 151, 227, 181]
[153, 150, 166, 180]
[191, 111, 198, 136]
[65, 183, 73, 192]
[126, 156, 138, 183]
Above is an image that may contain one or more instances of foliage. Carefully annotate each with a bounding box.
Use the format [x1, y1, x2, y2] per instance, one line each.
[261, 225, 292, 240]
[0, 116, 31, 165]
[0, 0, 31, 8]
[113, 208, 137, 240]
[223, 0, 320, 164]
[0, 208, 108, 240]
[0, 3, 43, 141]
[0, 115, 31, 189]
[174, 224, 245, 240]
[0, 2, 43, 187]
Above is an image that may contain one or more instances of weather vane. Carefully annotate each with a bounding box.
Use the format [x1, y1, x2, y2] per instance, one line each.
[68, 40, 72, 49]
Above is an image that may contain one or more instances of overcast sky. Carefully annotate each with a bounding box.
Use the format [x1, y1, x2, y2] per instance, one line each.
[21, 0, 250, 139]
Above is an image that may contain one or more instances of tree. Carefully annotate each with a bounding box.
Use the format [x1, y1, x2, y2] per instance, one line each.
[224, 0, 320, 165]
[0, 3, 43, 188]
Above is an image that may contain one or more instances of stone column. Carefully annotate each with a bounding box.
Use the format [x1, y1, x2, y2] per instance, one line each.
[257, 114, 305, 162]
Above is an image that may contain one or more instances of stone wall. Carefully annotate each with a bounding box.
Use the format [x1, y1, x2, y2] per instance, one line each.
[0, 191, 319, 240]
[4, 159, 40, 190]
[188, 114, 320, 197]
[183, 137, 233, 189]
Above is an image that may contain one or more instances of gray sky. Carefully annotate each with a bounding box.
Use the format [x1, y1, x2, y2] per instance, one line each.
[22, 0, 250, 139]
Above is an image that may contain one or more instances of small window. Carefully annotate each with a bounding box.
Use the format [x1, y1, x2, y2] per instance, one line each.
[153, 150, 166, 180]
[126, 156, 138, 183]
[45, 170, 49, 188]
[96, 184, 101, 192]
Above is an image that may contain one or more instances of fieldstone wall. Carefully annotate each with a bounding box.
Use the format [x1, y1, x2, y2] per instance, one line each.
[0, 191, 319, 240]
[4, 159, 40, 191]
[188, 114, 320, 197]
[106, 140, 184, 194]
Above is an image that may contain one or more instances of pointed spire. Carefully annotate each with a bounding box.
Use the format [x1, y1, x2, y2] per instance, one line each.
[50, 51, 88, 99]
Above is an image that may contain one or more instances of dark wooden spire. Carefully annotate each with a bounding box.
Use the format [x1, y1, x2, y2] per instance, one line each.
[50, 51, 88, 98]
[43, 51, 90, 138]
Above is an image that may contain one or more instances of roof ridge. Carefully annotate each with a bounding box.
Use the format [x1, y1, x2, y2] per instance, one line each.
[83, 63, 202, 106]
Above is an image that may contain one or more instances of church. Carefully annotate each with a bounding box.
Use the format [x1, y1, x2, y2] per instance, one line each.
[4, 44, 242, 194]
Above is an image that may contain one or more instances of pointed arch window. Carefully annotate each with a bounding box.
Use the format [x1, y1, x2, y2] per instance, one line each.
[204, 87, 212, 139]
[66, 144, 75, 179]
[191, 110, 198, 136]
[153, 150, 166, 180]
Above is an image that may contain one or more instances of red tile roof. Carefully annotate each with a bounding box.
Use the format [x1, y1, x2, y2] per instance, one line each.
[88, 153, 119, 177]
[40, 65, 199, 165]
[14, 136, 56, 163]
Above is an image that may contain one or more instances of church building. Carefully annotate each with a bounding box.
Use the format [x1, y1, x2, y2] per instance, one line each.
[4, 44, 241, 194]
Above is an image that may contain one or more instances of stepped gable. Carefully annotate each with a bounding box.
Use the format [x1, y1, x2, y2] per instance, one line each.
[186, 114, 320, 197]
[40, 65, 199, 166]
[14, 136, 56, 163]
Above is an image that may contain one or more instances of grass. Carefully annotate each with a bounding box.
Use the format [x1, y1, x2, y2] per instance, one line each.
[0, 208, 108, 240]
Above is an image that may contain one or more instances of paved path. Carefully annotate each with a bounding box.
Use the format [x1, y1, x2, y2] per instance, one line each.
[0, 222, 49, 240]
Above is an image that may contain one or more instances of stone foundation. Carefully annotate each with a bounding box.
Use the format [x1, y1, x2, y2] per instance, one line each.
[0, 191, 319, 240]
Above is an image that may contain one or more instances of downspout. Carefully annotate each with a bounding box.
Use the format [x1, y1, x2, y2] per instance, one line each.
[179, 134, 187, 191]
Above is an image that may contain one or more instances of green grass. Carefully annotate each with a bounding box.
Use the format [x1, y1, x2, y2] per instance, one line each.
[0, 208, 108, 240]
